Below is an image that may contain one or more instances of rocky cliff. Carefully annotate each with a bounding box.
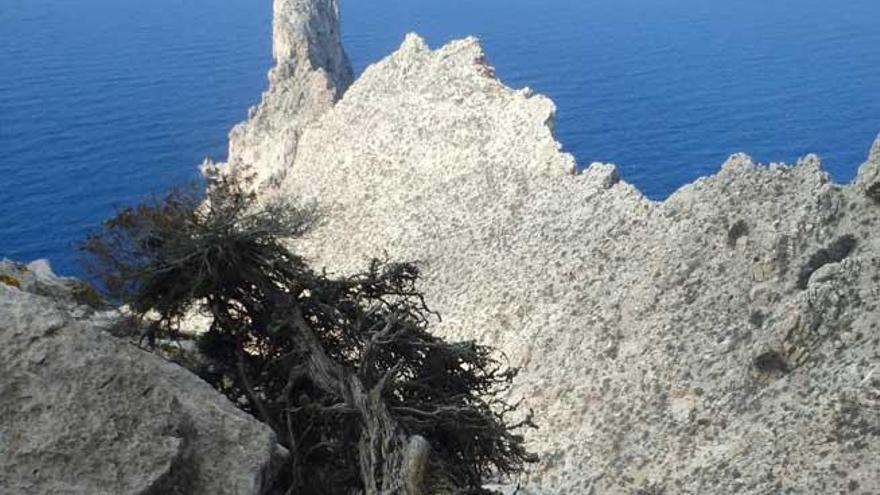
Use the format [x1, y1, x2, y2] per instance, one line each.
[213, 0, 353, 189]
[224, 0, 880, 493]
[2, 0, 876, 493]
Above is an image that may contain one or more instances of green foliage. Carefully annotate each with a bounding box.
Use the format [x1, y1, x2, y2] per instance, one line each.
[80, 177, 314, 319]
[0, 274, 21, 289]
[71, 281, 106, 309]
[80, 171, 536, 494]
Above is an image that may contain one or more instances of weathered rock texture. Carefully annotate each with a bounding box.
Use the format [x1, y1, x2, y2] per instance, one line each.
[0, 259, 104, 310]
[0, 262, 285, 495]
[215, 0, 353, 189]
[224, 1, 880, 492]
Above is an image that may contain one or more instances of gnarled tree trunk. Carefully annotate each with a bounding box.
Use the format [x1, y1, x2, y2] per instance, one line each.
[291, 306, 432, 495]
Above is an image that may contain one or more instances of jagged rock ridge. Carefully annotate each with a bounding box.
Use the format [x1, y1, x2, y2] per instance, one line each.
[213, 0, 353, 188]
[226, 1, 880, 493]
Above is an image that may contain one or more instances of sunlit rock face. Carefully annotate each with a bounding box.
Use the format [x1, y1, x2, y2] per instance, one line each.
[227, 2, 880, 490]
[216, 0, 353, 189]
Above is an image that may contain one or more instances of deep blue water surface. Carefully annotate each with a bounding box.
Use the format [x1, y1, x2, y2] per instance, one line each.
[2, 0, 879, 276]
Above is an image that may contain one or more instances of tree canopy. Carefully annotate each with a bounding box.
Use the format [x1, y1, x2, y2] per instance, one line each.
[80, 172, 536, 494]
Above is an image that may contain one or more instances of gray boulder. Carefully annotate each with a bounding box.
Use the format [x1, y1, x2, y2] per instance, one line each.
[0, 264, 285, 495]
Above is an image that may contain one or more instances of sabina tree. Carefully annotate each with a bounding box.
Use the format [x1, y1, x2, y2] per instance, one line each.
[80, 172, 536, 494]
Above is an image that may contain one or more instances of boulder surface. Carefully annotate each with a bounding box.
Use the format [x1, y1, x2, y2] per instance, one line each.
[0, 263, 285, 495]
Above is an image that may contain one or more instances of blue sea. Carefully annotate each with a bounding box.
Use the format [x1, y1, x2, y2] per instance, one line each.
[2, 0, 879, 276]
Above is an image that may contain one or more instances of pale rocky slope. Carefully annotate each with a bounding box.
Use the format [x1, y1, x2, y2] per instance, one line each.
[223, 0, 880, 493]
[0, 261, 286, 495]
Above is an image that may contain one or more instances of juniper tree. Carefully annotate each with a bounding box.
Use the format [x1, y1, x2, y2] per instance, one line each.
[80, 171, 536, 494]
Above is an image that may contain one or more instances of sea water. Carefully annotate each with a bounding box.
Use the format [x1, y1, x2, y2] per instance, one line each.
[1, 0, 878, 275]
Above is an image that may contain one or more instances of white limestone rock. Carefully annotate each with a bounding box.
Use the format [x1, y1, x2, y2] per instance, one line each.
[217, 0, 353, 188]
[0, 264, 285, 495]
[221, 1, 880, 492]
